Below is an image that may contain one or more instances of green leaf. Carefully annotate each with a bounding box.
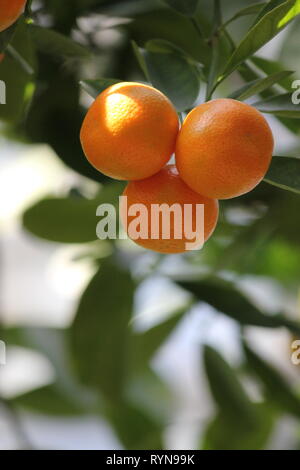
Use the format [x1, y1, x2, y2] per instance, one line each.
[70, 260, 135, 401]
[0, 20, 36, 123]
[137, 39, 200, 111]
[130, 305, 187, 372]
[29, 24, 90, 59]
[206, 32, 234, 100]
[128, 9, 210, 66]
[203, 404, 274, 450]
[229, 71, 293, 101]
[264, 156, 300, 194]
[80, 79, 121, 99]
[203, 345, 257, 427]
[254, 0, 292, 23]
[223, 2, 268, 27]
[161, 0, 200, 16]
[106, 400, 162, 449]
[22, 183, 122, 244]
[222, 0, 300, 79]
[251, 56, 294, 90]
[0, 21, 18, 53]
[244, 343, 300, 417]
[254, 93, 300, 118]
[12, 385, 84, 416]
[177, 277, 300, 334]
[131, 40, 150, 81]
[177, 278, 281, 328]
[279, 17, 300, 77]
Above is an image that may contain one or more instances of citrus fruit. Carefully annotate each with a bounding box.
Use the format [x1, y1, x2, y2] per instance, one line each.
[0, 0, 27, 32]
[175, 98, 274, 199]
[121, 164, 219, 254]
[80, 82, 179, 181]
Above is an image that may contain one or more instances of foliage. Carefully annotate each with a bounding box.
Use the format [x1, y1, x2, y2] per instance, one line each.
[1, 0, 300, 450]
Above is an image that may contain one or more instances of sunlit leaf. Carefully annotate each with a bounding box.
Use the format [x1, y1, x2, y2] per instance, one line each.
[222, 0, 300, 78]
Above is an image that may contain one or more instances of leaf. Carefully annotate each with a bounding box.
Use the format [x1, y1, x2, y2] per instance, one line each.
[251, 56, 294, 90]
[12, 385, 84, 416]
[131, 40, 150, 80]
[224, 2, 268, 27]
[70, 260, 135, 401]
[129, 305, 187, 372]
[0, 19, 36, 123]
[128, 9, 210, 66]
[206, 32, 234, 100]
[161, 0, 200, 16]
[178, 278, 300, 334]
[177, 278, 281, 328]
[244, 343, 300, 417]
[254, 93, 300, 118]
[279, 16, 300, 77]
[22, 183, 122, 244]
[203, 345, 258, 427]
[80, 78, 121, 99]
[203, 404, 274, 450]
[106, 400, 163, 449]
[250, 57, 300, 133]
[229, 71, 293, 101]
[222, 0, 300, 79]
[0, 21, 18, 53]
[137, 39, 200, 111]
[24, 58, 106, 182]
[264, 156, 300, 194]
[254, 0, 292, 23]
[29, 24, 90, 59]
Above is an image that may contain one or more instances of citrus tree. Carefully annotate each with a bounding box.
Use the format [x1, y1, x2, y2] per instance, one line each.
[1, 0, 300, 450]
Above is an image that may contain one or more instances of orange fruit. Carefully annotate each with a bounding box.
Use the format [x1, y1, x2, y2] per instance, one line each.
[80, 82, 179, 181]
[175, 98, 274, 200]
[0, 0, 27, 32]
[121, 164, 219, 254]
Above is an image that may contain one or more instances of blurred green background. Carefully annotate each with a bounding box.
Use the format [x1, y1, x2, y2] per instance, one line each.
[1, 0, 300, 450]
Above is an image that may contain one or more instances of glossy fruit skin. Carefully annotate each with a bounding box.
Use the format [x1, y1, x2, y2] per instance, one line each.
[175, 98, 274, 200]
[80, 82, 179, 181]
[0, 0, 26, 32]
[121, 164, 219, 254]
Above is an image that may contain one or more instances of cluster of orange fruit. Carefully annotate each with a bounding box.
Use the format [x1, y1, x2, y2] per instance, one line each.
[81, 82, 274, 254]
[0, 0, 27, 32]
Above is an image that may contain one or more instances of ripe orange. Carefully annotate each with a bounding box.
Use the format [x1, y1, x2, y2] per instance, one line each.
[121, 164, 219, 254]
[0, 0, 27, 32]
[80, 82, 179, 181]
[175, 98, 274, 200]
